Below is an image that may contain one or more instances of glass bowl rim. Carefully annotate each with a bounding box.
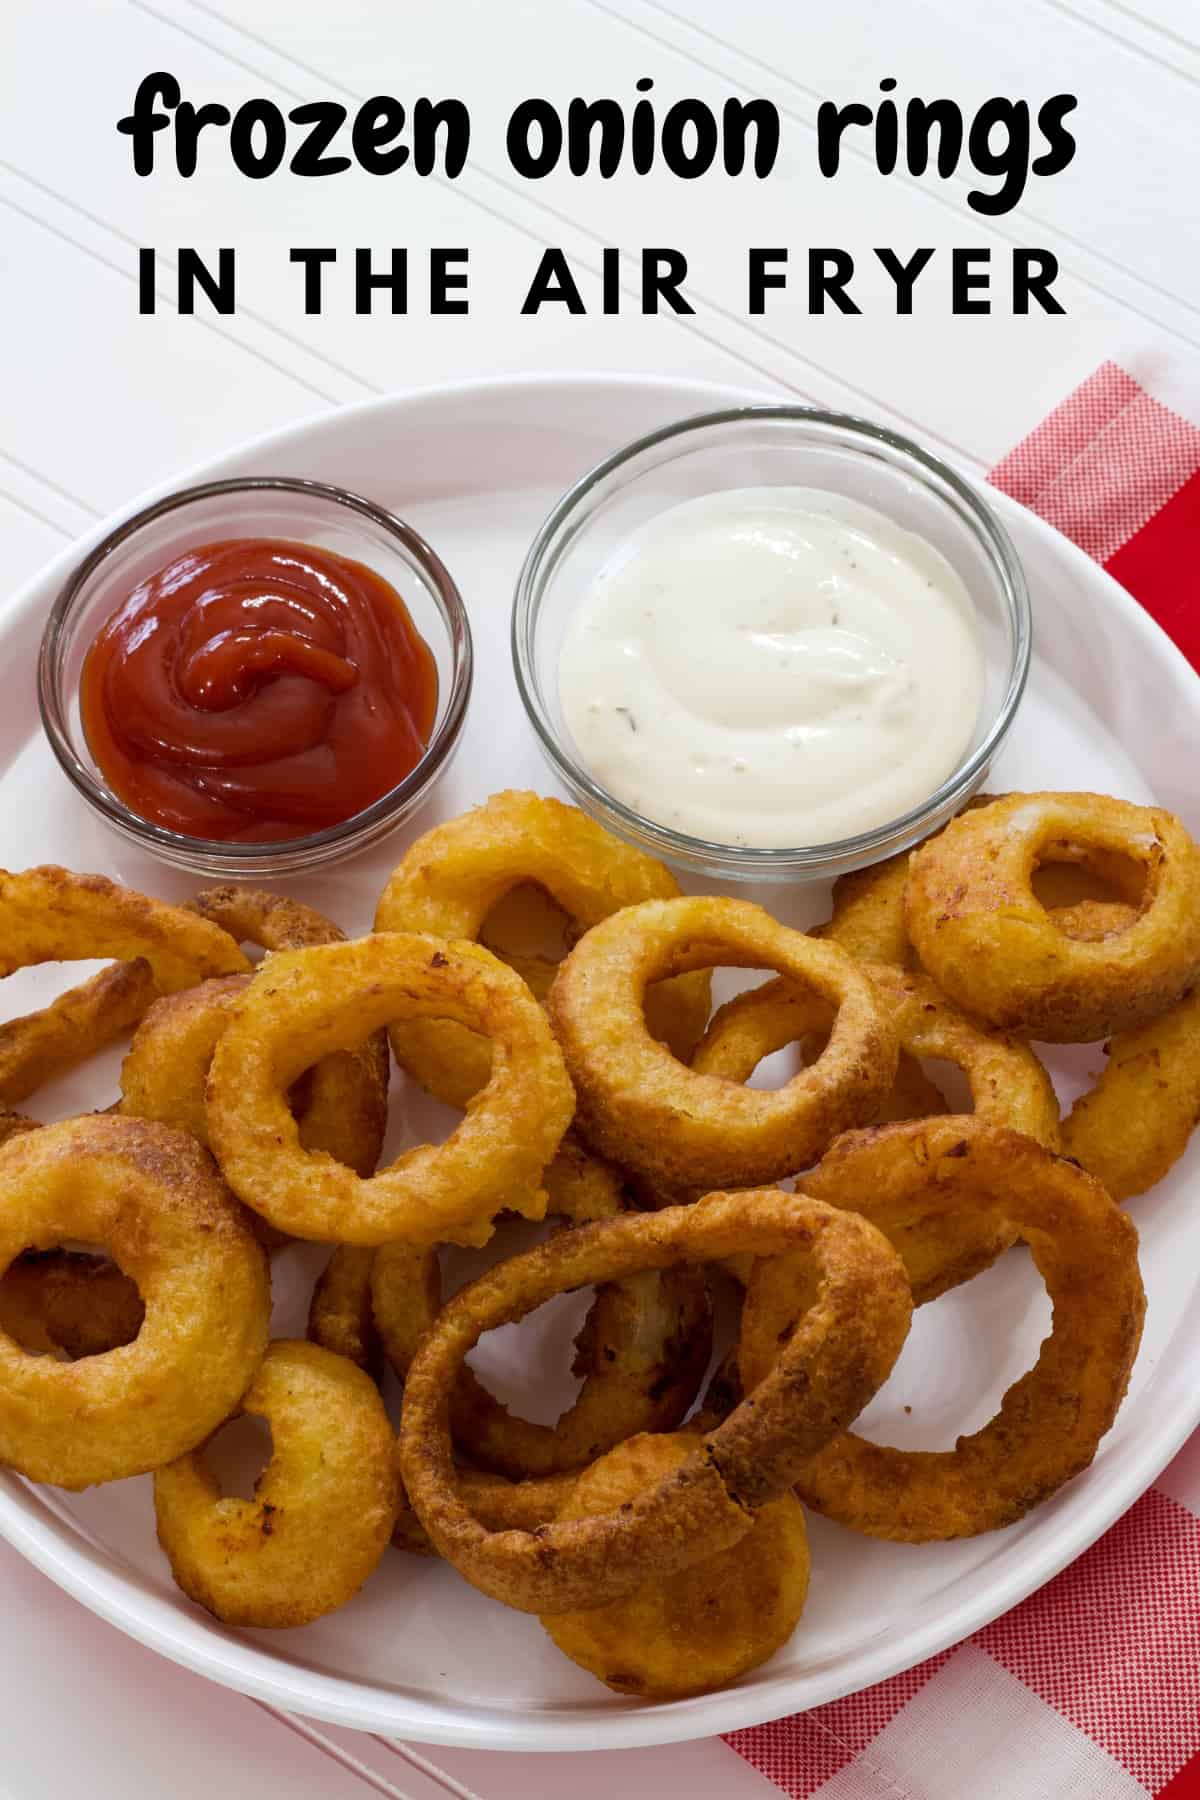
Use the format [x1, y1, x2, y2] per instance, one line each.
[511, 402, 1032, 871]
[38, 474, 474, 865]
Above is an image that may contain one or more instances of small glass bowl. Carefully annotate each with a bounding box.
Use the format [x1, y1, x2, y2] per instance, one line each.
[512, 405, 1031, 883]
[39, 476, 473, 877]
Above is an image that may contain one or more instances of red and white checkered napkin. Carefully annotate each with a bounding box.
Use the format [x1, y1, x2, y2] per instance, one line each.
[724, 361, 1200, 1800]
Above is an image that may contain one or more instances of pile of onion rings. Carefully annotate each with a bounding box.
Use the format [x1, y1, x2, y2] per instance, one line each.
[0, 781, 1190, 1698]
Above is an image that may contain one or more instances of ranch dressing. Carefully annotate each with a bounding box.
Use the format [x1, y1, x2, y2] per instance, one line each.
[558, 486, 984, 848]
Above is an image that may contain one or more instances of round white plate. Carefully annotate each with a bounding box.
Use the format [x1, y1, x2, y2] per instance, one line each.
[0, 374, 1197, 1753]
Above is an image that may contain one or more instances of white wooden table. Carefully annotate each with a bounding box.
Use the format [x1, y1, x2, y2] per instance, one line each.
[1, 2, 1197, 1794]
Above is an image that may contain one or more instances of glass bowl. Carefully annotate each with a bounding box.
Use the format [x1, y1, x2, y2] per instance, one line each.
[512, 405, 1031, 883]
[39, 476, 473, 877]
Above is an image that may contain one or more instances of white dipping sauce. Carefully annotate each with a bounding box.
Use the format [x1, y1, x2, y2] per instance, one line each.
[558, 486, 985, 848]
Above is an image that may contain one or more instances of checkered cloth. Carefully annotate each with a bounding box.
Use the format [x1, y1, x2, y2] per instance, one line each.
[724, 361, 1200, 1800]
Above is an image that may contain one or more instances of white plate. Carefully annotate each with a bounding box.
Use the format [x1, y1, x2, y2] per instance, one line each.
[0, 374, 1197, 1754]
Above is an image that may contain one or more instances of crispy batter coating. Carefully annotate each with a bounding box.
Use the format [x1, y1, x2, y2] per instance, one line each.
[0, 867, 247, 1111]
[121, 974, 386, 1180]
[207, 935, 574, 1246]
[801, 1115, 1011, 1306]
[0, 1250, 144, 1359]
[177, 888, 390, 1179]
[811, 794, 1142, 974]
[372, 1134, 712, 1479]
[694, 977, 943, 1128]
[695, 965, 1058, 1300]
[398, 1189, 910, 1613]
[154, 1340, 396, 1628]
[548, 897, 899, 1189]
[0, 957, 158, 1108]
[742, 1121, 1145, 1540]
[540, 1431, 810, 1698]
[186, 886, 353, 952]
[1049, 899, 1140, 941]
[812, 851, 920, 969]
[866, 968, 1057, 1146]
[392, 1466, 581, 1556]
[0, 1112, 39, 1149]
[0, 1115, 269, 1489]
[121, 977, 248, 1148]
[0, 866, 249, 993]
[696, 966, 1058, 1143]
[905, 794, 1200, 1041]
[374, 791, 711, 1109]
[308, 1247, 380, 1373]
[1061, 984, 1200, 1201]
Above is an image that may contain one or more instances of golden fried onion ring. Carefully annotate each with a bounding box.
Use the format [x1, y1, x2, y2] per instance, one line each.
[154, 1340, 396, 1627]
[1061, 984, 1200, 1201]
[905, 794, 1200, 1041]
[812, 850, 919, 969]
[0, 866, 249, 992]
[372, 1135, 712, 1479]
[548, 897, 899, 1189]
[308, 1246, 379, 1373]
[121, 976, 386, 1180]
[374, 791, 711, 1109]
[184, 887, 389, 1177]
[186, 885, 354, 952]
[0, 1249, 144, 1359]
[0, 958, 158, 1109]
[696, 963, 1059, 1146]
[811, 795, 1140, 974]
[121, 977, 251, 1150]
[742, 1120, 1145, 1539]
[208, 935, 574, 1246]
[695, 965, 1059, 1300]
[0, 1114, 270, 1489]
[0, 867, 248, 1110]
[392, 1466, 581, 1556]
[398, 1189, 911, 1613]
[0, 1113, 39, 1150]
[540, 1430, 811, 1698]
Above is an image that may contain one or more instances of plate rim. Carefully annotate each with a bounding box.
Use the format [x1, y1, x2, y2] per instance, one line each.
[0, 368, 1197, 1752]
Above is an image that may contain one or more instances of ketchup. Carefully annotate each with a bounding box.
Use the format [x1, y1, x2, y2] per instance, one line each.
[80, 537, 438, 842]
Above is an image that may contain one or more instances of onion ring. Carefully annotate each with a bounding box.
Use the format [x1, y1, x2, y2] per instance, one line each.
[0, 866, 249, 993]
[154, 1339, 396, 1627]
[697, 964, 1058, 1150]
[392, 1467, 581, 1556]
[186, 885, 355, 952]
[1061, 984, 1200, 1201]
[121, 977, 251, 1151]
[812, 851, 920, 969]
[0, 1112, 39, 1149]
[812, 794, 1144, 973]
[741, 1120, 1145, 1539]
[539, 1430, 811, 1698]
[0, 1249, 144, 1360]
[121, 974, 386, 1180]
[207, 934, 574, 1246]
[398, 1189, 911, 1613]
[309, 1247, 380, 1373]
[694, 965, 1058, 1300]
[0, 957, 158, 1108]
[548, 897, 899, 1189]
[1049, 899, 1140, 942]
[0, 1114, 270, 1489]
[186, 887, 390, 1177]
[905, 793, 1200, 1041]
[374, 791, 711, 1109]
[0, 867, 248, 1112]
[372, 1135, 712, 1478]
